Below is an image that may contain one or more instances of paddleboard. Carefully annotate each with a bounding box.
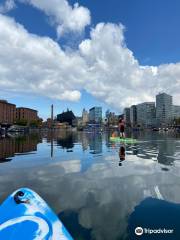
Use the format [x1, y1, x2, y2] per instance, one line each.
[0, 188, 73, 240]
[110, 137, 137, 143]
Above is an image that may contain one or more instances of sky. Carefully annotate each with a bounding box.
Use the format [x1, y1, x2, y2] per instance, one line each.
[0, 0, 180, 119]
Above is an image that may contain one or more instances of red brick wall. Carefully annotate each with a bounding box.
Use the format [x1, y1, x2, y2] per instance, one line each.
[16, 108, 38, 123]
[0, 101, 16, 124]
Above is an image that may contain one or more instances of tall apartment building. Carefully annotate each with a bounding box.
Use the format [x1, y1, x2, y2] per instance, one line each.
[156, 93, 173, 126]
[82, 108, 89, 125]
[130, 105, 137, 127]
[0, 100, 16, 125]
[105, 110, 110, 119]
[89, 107, 102, 123]
[16, 107, 38, 124]
[136, 102, 156, 128]
[123, 108, 131, 126]
[173, 105, 180, 119]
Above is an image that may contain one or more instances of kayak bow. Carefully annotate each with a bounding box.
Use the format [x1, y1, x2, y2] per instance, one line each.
[0, 188, 73, 240]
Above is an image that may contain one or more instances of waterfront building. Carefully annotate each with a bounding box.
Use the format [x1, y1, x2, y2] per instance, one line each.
[43, 118, 54, 128]
[104, 110, 110, 125]
[55, 122, 70, 129]
[173, 105, 180, 119]
[130, 105, 137, 127]
[16, 107, 38, 124]
[123, 108, 131, 126]
[156, 93, 173, 126]
[136, 102, 156, 128]
[89, 107, 102, 123]
[72, 117, 83, 127]
[0, 100, 16, 125]
[105, 110, 110, 118]
[57, 110, 75, 126]
[82, 108, 89, 126]
[106, 112, 119, 126]
[119, 114, 124, 119]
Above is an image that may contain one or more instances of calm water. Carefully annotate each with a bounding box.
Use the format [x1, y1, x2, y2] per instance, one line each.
[0, 130, 180, 239]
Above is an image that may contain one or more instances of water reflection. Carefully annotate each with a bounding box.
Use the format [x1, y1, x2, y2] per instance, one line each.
[0, 131, 179, 167]
[89, 133, 102, 154]
[0, 131, 180, 239]
[56, 132, 74, 150]
[128, 197, 180, 239]
[0, 134, 41, 162]
[119, 145, 126, 166]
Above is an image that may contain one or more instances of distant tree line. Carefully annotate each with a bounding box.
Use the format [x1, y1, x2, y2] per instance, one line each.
[174, 118, 180, 125]
[15, 119, 43, 127]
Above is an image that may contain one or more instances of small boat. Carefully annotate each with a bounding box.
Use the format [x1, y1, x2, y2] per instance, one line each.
[0, 188, 73, 240]
[110, 137, 137, 143]
[8, 125, 27, 133]
[152, 128, 159, 131]
[0, 127, 6, 135]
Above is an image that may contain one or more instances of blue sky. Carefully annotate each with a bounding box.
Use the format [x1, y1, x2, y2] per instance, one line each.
[69, 0, 180, 65]
[1, 0, 180, 119]
[7, 0, 180, 66]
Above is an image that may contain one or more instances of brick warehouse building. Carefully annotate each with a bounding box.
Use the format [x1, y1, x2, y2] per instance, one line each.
[0, 100, 16, 125]
[16, 107, 38, 124]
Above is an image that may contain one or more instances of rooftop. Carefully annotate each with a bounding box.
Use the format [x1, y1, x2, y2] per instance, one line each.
[16, 107, 37, 112]
[0, 100, 16, 106]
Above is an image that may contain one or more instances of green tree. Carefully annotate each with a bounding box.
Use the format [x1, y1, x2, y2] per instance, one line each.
[29, 119, 43, 127]
[174, 117, 180, 125]
[15, 119, 28, 126]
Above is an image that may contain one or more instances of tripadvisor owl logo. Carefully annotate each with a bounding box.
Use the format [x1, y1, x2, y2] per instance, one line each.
[135, 227, 144, 236]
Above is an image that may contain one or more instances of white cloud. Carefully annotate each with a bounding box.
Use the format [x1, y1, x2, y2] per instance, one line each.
[0, 14, 85, 101]
[0, 14, 180, 110]
[0, 0, 91, 38]
[0, 0, 16, 13]
[79, 23, 180, 107]
[18, 0, 91, 38]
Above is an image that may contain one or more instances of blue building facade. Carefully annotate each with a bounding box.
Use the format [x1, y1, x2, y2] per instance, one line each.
[89, 107, 102, 123]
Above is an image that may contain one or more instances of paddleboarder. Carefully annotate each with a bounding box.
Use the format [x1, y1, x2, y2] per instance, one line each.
[119, 118, 125, 138]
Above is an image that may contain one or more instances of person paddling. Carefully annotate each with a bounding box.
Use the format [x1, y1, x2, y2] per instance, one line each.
[119, 118, 125, 138]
